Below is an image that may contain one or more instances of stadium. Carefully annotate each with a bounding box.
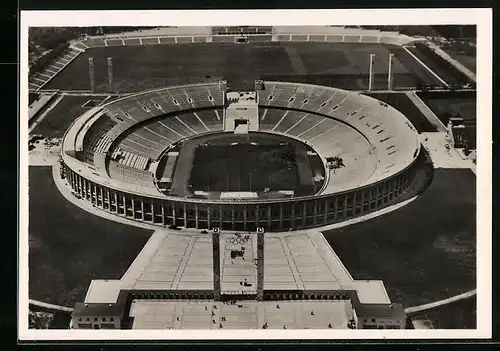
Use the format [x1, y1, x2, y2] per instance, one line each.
[61, 79, 421, 231]
[27, 25, 478, 331]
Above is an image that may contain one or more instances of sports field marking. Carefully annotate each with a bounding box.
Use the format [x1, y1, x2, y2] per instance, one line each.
[402, 46, 449, 87]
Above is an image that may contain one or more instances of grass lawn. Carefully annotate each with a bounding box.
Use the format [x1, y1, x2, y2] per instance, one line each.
[417, 91, 476, 126]
[365, 92, 437, 133]
[28, 166, 153, 306]
[31, 95, 109, 138]
[323, 169, 476, 307]
[45, 42, 439, 92]
[412, 296, 476, 329]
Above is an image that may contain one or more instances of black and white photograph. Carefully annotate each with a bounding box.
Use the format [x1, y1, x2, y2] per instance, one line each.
[19, 9, 491, 340]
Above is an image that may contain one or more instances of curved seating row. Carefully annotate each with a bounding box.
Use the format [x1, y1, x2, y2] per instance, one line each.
[258, 82, 419, 187]
[76, 81, 417, 196]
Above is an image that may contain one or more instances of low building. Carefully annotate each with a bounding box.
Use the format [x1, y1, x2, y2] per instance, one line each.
[351, 302, 406, 329]
[70, 303, 124, 329]
[447, 116, 476, 150]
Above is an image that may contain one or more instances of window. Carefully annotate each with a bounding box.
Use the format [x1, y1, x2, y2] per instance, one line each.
[86, 318, 90, 322]
[110, 317, 114, 322]
[372, 319, 376, 323]
[78, 318, 82, 322]
[102, 317, 107, 322]
[94, 317, 98, 322]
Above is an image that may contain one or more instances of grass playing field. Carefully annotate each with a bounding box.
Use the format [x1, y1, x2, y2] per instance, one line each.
[181, 133, 317, 197]
[43, 42, 443, 92]
[323, 168, 476, 308]
[28, 166, 153, 306]
[30, 95, 109, 138]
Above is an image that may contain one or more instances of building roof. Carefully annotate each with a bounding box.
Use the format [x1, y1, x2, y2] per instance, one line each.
[353, 303, 406, 319]
[71, 302, 124, 317]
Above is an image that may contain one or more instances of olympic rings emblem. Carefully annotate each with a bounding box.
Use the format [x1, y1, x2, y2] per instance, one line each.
[227, 236, 249, 245]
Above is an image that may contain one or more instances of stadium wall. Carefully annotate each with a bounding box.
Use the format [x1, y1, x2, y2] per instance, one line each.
[80, 27, 416, 48]
[62, 150, 420, 232]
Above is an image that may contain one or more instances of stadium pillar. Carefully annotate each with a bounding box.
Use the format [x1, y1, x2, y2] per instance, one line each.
[88, 57, 96, 93]
[151, 200, 155, 223]
[243, 207, 247, 231]
[279, 203, 284, 230]
[387, 53, 394, 91]
[343, 195, 348, 218]
[231, 207, 235, 230]
[313, 200, 318, 225]
[302, 203, 307, 227]
[256, 227, 264, 301]
[113, 193, 118, 213]
[324, 199, 328, 223]
[183, 203, 187, 227]
[368, 54, 375, 91]
[161, 204, 165, 225]
[195, 204, 199, 229]
[172, 203, 176, 226]
[99, 187, 104, 209]
[360, 190, 365, 214]
[107, 57, 114, 92]
[267, 206, 271, 230]
[212, 229, 221, 300]
[207, 207, 211, 229]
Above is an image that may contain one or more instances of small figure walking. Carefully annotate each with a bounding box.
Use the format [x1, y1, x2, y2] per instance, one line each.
[311, 311, 314, 316]
[276, 304, 280, 309]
